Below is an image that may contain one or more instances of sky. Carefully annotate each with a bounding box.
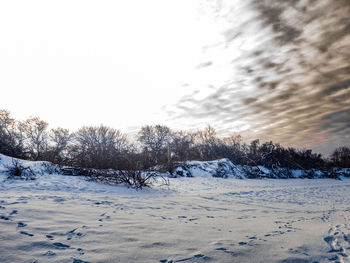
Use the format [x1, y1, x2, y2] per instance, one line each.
[0, 0, 349, 154]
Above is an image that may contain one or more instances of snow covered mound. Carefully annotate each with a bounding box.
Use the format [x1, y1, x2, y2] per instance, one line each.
[0, 154, 151, 194]
[0, 153, 59, 178]
[170, 158, 246, 179]
[1, 153, 350, 184]
[167, 158, 350, 179]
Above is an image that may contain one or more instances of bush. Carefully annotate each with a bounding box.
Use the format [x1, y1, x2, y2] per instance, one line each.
[5, 159, 35, 180]
[87, 170, 164, 190]
[330, 146, 350, 168]
[64, 166, 164, 190]
[70, 125, 130, 169]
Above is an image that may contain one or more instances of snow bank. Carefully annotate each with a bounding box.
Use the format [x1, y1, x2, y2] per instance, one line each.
[1, 154, 350, 195]
[0, 154, 153, 194]
[166, 158, 350, 179]
[170, 158, 246, 179]
[0, 153, 57, 176]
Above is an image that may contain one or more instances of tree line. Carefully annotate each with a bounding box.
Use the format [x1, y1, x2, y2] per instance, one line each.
[0, 109, 349, 170]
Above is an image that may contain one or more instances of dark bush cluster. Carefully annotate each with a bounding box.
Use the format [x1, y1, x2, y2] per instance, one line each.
[60, 167, 162, 190]
[5, 159, 35, 180]
[0, 109, 349, 173]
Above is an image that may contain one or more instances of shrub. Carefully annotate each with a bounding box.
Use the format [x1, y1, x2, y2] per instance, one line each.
[5, 159, 35, 180]
[68, 167, 165, 190]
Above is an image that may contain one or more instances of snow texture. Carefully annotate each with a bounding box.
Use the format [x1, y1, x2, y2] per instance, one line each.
[1, 154, 350, 262]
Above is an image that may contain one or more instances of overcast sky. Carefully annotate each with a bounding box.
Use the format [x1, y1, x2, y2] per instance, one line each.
[1, 0, 349, 154]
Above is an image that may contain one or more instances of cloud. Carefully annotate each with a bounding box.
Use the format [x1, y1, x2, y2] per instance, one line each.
[171, 0, 350, 154]
[196, 61, 213, 68]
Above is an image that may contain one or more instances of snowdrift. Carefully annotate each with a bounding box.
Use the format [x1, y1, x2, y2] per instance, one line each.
[0, 153, 58, 177]
[1, 154, 350, 185]
[164, 158, 350, 179]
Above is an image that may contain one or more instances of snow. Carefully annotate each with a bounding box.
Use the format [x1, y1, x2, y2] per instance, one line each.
[168, 158, 350, 179]
[170, 158, 247, 179]
[1, 154, 350, 262]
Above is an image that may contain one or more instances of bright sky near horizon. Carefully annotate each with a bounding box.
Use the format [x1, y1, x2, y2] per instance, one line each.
[0, 0, 223, 132]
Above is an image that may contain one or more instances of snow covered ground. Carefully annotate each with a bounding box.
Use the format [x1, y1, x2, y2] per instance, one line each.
[1, 155, 350, 262]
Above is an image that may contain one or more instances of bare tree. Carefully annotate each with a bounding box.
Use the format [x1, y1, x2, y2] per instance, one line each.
[19, 117, 49, 160]
[137, 125, 171, 165]
[170, 131, 194, 161]
[192, 126, 221, 160]
[0, 110, 26, 158]
[331, 146, 350, 168]
[0, 110, 18, 156]
[71, 125, 129, 169]
[44, 128, 72, 164]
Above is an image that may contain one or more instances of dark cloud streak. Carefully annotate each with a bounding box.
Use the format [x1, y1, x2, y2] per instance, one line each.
[173, 0, 350, 154]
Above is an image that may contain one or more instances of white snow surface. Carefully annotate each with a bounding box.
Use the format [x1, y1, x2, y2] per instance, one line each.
[171, 158, 247, 179]
[169, 158, 350, 179]
[1, 154, 350, 263]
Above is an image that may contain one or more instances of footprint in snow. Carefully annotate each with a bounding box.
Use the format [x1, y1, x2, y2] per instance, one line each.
[324, 224, 350, 262]
[53, 242, 70, 249]
[17, 222, 27, 228]
[19, 231, 34, 237]
[98, 213, 111, 222]
[10, 209, 18, 215]
[54, 197, 65, 203]
[278, 257, 311, 263]
[215, 247, 236, 257]
[43, 250, 56, 256]
[0, 215, 10, 221]
[45, 234, 55, 240]
[287, 246, 310, 256]
[61, 227, 85, 240]
[159, 253, 207, 262]
[72, 259, 90, 263]
[77, 248, 85, 255]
